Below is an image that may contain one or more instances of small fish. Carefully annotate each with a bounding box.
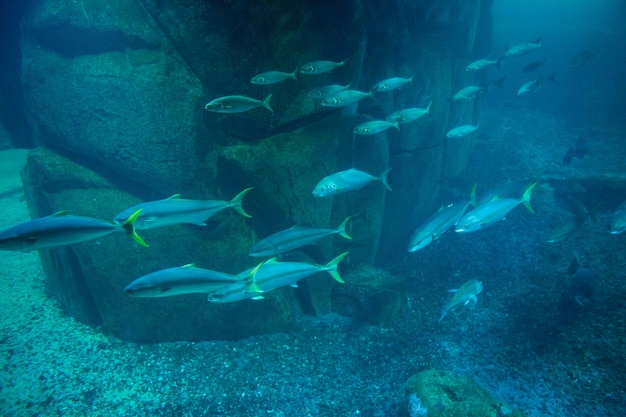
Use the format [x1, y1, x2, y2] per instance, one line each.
[521, 59, 545, 73]
[446, 123, 480, 138]
[250, 69, 297, 85]
[249, 217, 352, 258]
[386, 101, 432, 124]
[299, 59, 347, 75]
[307, 83, 351, 100]
[124, 264, 261, 297]
[0, 210, 147, 252]
[439, 279, 483, 321]
[465, 57, 502, 72]
[609, 200, 626, 234]
[114, 188, 252, 230]
[505, 36, 542, 57]
[320, 89, 374, 107]
[455, 183, 536, 233]
[312, 168, 392, 197]
[517, 73, 556, 95]
[208, 252, 348, 303]
[452, 85, 487, 102]
[408, 185, 477, 252]
[371, 76, 413, 92]
[205, 94, 273, 113]
[569, 49, 597, 68]
[353, 120, 400, 135]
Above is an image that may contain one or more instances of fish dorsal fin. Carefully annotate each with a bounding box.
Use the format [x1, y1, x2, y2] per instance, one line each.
[52, 210, 68, 216]
[181, 263, 196, 268]
[167, 194, 182, 199]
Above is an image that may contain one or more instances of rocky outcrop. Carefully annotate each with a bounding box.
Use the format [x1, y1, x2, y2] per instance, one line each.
[14, 0, 489, 341]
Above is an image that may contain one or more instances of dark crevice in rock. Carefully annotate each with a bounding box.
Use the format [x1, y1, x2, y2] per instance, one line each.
[35, 24, 158, 58]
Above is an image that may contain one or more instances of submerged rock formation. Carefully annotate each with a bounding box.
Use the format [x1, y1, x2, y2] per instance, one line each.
[10, 0, 491, 341]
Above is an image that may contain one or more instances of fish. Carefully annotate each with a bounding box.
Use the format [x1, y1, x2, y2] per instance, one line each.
[250, 69, 297, 85]
[408, 184, 477, 252]
[569, 49, 597, 68]
[446, 123, 480, 138]
[455, 183, 536, 233]
[0, 209, 147, 252]
[320, 89, 374, 107]
[505, 36, 542, 57]
[299, 59, 347, 75]
[562, 135, 589, 165]
[562, 146, 576, 165]
[516, 72, 556, 95]
[204, 94, 273, 113]
[451, 77, 504, 102]
[249, 217, 352, 258]
[124, 263, 262, 297]
[452, 85, 487, 102]
[465, 57, 502, 72]
[609, 200, 626, 234]
[521, 59, 545, 73]
[312, 167, 392, 197]
[113, 188, 252, 230]
[307, 83, 351, 100]
[547, 196, 592, 243]
[207, 252, 349, 303]
[386, 101, 432, 124]
[439, 279, 483, 321]
[353, 120, 400, 135]
[371, 76, 413, 92]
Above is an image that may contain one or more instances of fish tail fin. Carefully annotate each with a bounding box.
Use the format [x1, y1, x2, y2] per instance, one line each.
[291, 68, 298, 81]
[425, 100, 432, 114]
[339, 58, 349, 66]
[534, 36, 543, 44]
[393, 122, 401, 131]
[122, 209, 149, 247]
[496, 57, 504, 68]
[380, 167, 393, 191]
[336, 216, 352, 240]
[244, 261, 264, 293]
[493, 75, 505, 90]
[262, 93, 274, 113]
[230, 188, 253, 218]
[521, 183, 537, 213]
[470, 183, 478, 207]
[324, 251, 349, 284]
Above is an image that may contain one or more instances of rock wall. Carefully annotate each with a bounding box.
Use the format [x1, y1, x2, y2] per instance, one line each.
[13, 0, 490, 341]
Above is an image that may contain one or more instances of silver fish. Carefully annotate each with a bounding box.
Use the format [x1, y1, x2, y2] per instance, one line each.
[205, 94, 273, 113]
[455, 183, 536, 233]
[505, 36, 542, 57]
[0, 210, 147, 251]
[408, 185, 477, 252]
[386, 101, 432, 124]
[452, 85, 487, 102]
[207, 252, 348, 303]
[320, 89, 374, 108]
[446, 123, 480, 138]
[517, 73, 556, 95]
[466, 58, 502, 72]
[353, 120, 400, 135]
[250, 69, 297, 85]
[249, 217, 352, 258]
[114, 188, 252, 230]
[439, 279, 483, 321]
[307, 83, 351, 99]
[299, 59, 347, 75]
[371, 76, 413, 92]
[312, 167, 392, 197]
[124, 264, 261, 297]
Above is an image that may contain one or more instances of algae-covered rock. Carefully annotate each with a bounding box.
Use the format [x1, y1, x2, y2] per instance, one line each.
[332, 263, 407, 327]
[404, 369, 527, 417]
[21, 148, 303, 342]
